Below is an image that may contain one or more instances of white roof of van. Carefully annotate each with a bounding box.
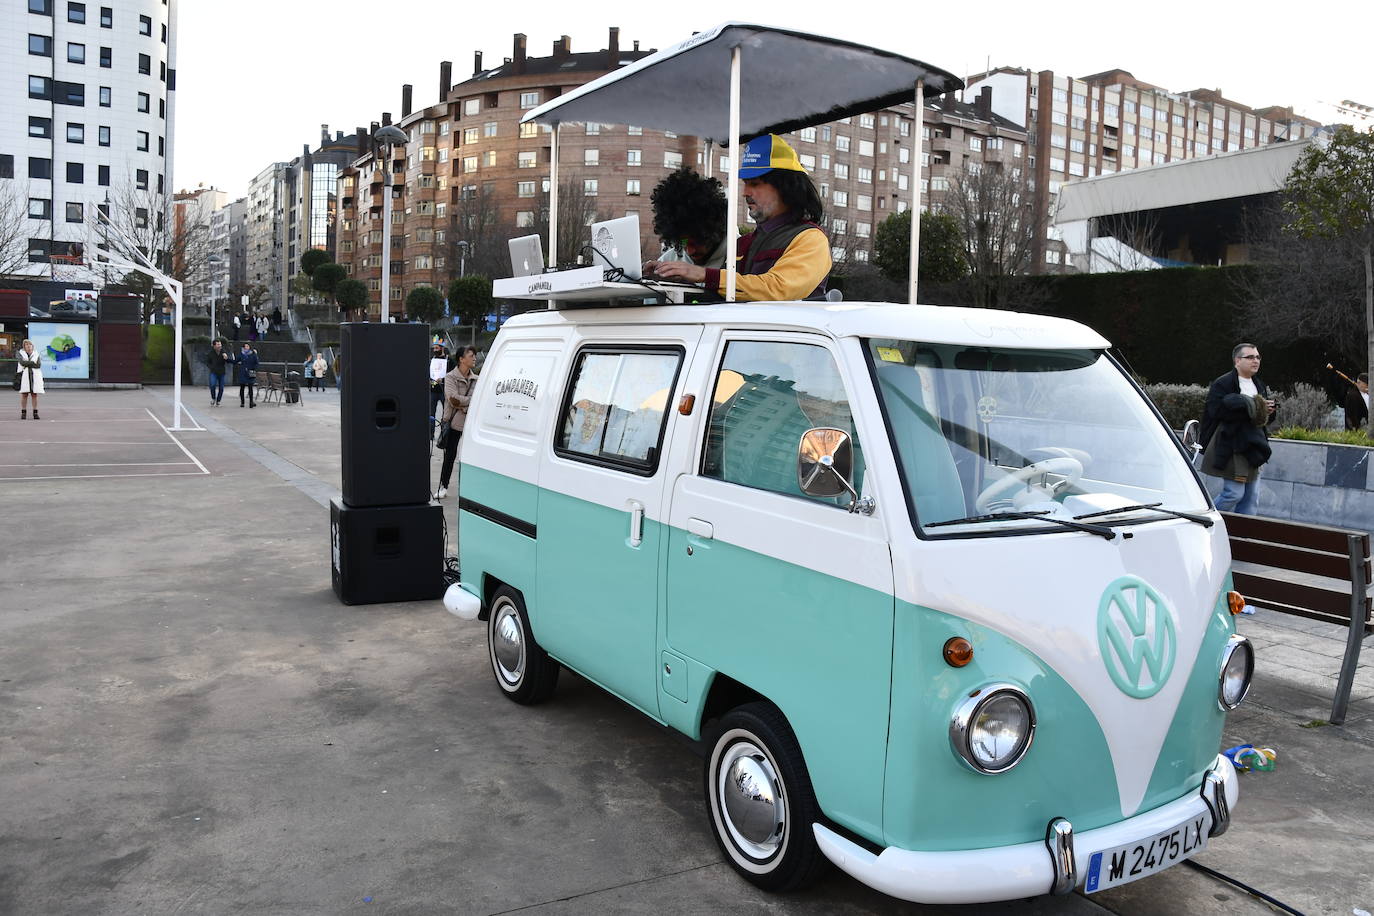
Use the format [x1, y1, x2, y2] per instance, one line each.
[503, 302, 1111, 349]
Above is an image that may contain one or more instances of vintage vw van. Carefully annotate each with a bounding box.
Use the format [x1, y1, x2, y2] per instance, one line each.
[444, 301, 1252, 904]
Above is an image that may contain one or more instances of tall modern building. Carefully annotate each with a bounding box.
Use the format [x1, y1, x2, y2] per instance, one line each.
[2, 0, 178, 282]
[963, 67, 1322, 269]
[245, 161, 286, 306]
[171, 184, 224, 311]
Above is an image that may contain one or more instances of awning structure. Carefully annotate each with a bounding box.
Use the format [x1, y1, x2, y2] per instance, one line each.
[522, 22, 961, 142]
[521, 22, 963, 303]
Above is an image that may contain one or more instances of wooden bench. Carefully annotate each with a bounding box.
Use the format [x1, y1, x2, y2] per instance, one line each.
[1223, 512, 1372, 724]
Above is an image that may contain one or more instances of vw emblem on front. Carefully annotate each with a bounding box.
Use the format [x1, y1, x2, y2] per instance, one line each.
[1097, 576, 1177, 698]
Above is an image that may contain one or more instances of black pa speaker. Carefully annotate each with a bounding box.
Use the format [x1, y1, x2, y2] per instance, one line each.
[340, 322, 431, 507]
[330, 498, 446, 605]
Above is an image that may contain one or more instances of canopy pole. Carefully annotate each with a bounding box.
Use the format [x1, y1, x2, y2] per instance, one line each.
[908, 78, 925, 305]
[548, 124, 560, 309]
[704, 139, 714, 177]
[725, 44, 742, 303]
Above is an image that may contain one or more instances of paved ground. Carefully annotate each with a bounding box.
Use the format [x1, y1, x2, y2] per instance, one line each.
[1, 387, 1371, 915]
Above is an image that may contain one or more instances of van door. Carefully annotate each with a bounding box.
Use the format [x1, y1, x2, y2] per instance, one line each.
[664, 332, 895, 836]
[533, 326, 699, 716]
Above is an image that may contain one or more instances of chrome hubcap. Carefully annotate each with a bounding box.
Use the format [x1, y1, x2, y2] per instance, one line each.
[719, 739, 785, 859]
[491, 603, 525, 686]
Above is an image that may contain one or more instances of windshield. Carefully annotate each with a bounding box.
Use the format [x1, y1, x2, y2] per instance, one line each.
[867, 339, 1208, 536]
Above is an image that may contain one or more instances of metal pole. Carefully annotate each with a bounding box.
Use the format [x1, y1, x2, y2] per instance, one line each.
[170, 278, 184, 429]
[908, 79, 925, 305]
[381, 148, 394, 323]
[548, 126, 560, 267]
[725, 45, 742, 303]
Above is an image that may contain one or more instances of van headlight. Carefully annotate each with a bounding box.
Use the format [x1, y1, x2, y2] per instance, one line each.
[1218, 635, 1254, 709]
[949, 684, 1036, 774]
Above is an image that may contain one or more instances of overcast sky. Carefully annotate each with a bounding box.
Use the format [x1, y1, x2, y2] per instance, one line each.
[174, 0, 1369, 200]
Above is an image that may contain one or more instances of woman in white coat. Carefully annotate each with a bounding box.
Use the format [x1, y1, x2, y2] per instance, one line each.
[312, 352, 328, 388]
[17, 339, 44, 419]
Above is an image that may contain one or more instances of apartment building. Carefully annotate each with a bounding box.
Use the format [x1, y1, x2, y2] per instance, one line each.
[2, 0, 178, 283]
[171, 184, 225, 310]
[965, 67, 1322, 269]
[335, 29, 705, 317]
[245, 161, 286, 306]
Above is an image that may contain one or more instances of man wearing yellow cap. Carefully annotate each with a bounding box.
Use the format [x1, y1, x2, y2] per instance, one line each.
[653, 134, 831, 301]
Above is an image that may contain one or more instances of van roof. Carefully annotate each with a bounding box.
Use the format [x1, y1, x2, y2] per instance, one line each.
[501, 302, 1111, 350]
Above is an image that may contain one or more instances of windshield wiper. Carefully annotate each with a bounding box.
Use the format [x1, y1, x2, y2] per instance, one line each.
[929, 510, 1116, 540]
[1072, 502, 1213, 528]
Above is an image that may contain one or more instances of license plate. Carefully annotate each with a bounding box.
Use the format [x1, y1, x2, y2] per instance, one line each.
[1083, 813, 1208, 893]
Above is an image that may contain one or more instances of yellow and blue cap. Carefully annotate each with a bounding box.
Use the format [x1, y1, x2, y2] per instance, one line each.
[738, 134, 807, 178]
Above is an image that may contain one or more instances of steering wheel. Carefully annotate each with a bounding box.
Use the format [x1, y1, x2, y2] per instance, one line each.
[975, 456, 1084, 513]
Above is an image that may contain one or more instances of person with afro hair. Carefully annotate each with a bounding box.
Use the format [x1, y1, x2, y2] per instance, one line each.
[642, 167, 730, 276]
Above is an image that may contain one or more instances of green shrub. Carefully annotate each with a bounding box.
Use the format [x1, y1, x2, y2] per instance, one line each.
[1273, 427, 1374, 445]
[1274, 382, 1334, 430]
[1144, 383, 1208, 428]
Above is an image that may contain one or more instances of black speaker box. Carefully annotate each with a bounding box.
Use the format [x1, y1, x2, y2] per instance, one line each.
[340, 322, 431, 507]
[330, 498, 445, 605]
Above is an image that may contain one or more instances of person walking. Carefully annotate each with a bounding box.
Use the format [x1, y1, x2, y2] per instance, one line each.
[1200, 342, 1275, 515]
[227, 342, 260, 407]
[270, 306, 283, 337]
[205, 339, 228, 407]
[312, 352, 328, 390]
[435, 346, 478, 500]
[16, 339, 43, 419]
[302, 354, 315, 391]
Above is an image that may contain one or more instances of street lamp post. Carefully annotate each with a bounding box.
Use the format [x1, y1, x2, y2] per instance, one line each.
[374, 125, 408, 323]
[457, 240, 469, 279]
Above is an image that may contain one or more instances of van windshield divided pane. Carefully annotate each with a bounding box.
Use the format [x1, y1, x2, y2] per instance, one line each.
[866, 339, 1208, 535]
[557, 349, 680, 470]
[703, 340, 864, 504]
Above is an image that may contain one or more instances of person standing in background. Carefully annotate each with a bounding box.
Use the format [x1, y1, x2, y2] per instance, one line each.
[312, 352, 328, 390]
[435, 346, 478, 500]
[1344, 372, 1369, 430]
[204, 339, 228, 407]
[1200, 343, 1274, 515]
[17, 339, 43, 420]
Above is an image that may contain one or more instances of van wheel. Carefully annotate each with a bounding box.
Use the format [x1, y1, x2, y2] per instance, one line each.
[705, 703, 827, 891]
[487, 586, 559, 704]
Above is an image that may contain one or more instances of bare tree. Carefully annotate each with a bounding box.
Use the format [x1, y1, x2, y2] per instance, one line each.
[940, 164, 1046, 309]
[448, 183, 509, 283]
[0, 180, 33, 280]
[1236, 199, 1366, 369]
[534, 175, 610, 267]
[1094, 209, 1164, 266]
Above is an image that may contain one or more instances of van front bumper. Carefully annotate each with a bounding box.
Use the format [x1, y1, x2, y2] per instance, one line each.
[812, 753, 1238, 904]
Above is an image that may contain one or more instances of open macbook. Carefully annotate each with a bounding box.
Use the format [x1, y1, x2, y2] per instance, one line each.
[590, 215, 642, 281]
[508, 234, 545, 277]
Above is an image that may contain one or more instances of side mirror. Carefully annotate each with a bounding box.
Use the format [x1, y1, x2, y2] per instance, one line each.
[1181, 419, 1201, 453]
[797, 427, 855, 499]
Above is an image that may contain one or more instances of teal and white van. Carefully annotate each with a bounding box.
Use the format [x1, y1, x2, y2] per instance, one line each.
[444, 300, 1253, 904]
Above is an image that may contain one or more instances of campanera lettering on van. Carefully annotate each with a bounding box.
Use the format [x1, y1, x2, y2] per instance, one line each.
[443, 301, 1253, 904]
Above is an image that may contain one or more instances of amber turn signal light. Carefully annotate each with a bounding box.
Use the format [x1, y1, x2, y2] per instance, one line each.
[1227, 591, 1246, 616]
[678, 394, 696, 416]
[943, 637, 974, 668]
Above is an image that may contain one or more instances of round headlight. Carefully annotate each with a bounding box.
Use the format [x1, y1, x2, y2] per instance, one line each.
[950, 685, 1036, 774]
[1218, 635, 1254, 710]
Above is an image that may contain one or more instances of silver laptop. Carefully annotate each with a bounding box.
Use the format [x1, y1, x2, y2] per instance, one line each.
[508, 235, 545, 277]
[590, 215, 642, 281]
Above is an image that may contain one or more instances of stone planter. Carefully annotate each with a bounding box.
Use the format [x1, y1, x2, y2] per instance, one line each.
[1202, 437, 1374, 532]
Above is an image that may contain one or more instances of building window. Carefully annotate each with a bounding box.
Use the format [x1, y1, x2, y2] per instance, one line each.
[29, 34, 53, 56]
[136, 168, 148, 189]
[515, 211, 535, 227]
[66, 202, 84, 223]
[29, 198, 52, 219]
[60, 82, 84, 105]
[833, 190, 848, 207]
[29, 76, 52, 99]
[30, 0, 53, 14]
[584, 149, 599, 166]
[856, 195, 872, 211]
[517, 151, 536, 168]
[98, 164, 109, 185]
[624, 149, 642, 167]
[138, 52, 150, 74]
[68, 1, 85, 22]
[29, 116, 52, 138]
[583, 179, 598, 196]
[836, 134, 851, 152]
[627, 125, 642, 136]
[99, 45, 111, 67]
[99, 85, 110, 106]
[519, 121, 538, 138]
[463, 98, 479, 116]
[0, 156, 11, 180]
[414, 255, 432, 270]
[664, 150, 682, 169]
[860, 114, 875, 129]
[66, 161, 84, 183]
[67, 122, 85, 143]
[520, 91, 539, 108]
[463, 126, 479, 144]
[831, 218, 847, 235]
[858, 167, 872, 184]
[968, 136, 983, 152]
[479, 149, 495, 167]
[626, 179, 641, 196]
[483, 121, 497, 137]
[834, 163, 849, 180]
[585, 123, 600, 135]
[137, 130, 149, 150]
[137, 91, 150, 112]
[517, 181, 535, 197]
[68, 41, 85, 63]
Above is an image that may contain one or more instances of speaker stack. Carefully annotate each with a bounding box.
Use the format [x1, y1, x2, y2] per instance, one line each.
[331, 322, 446, 605]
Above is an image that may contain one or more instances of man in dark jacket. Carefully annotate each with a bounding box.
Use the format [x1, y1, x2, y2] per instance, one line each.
[1200, 342, 1274, 515]
[1345, 372, 1369, 430]
[204, 339, 228, 407]
[226, 342, 260, 408]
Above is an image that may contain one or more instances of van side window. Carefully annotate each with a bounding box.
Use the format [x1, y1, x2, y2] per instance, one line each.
[554, 347, 683, 474]
[702, 340, 863, 502]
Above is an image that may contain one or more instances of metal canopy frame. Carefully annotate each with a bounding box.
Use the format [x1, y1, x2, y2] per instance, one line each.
[521, 22, 963, 304]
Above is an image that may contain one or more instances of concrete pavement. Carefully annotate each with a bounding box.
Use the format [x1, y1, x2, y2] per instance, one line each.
[0, 386, 1370, 915]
